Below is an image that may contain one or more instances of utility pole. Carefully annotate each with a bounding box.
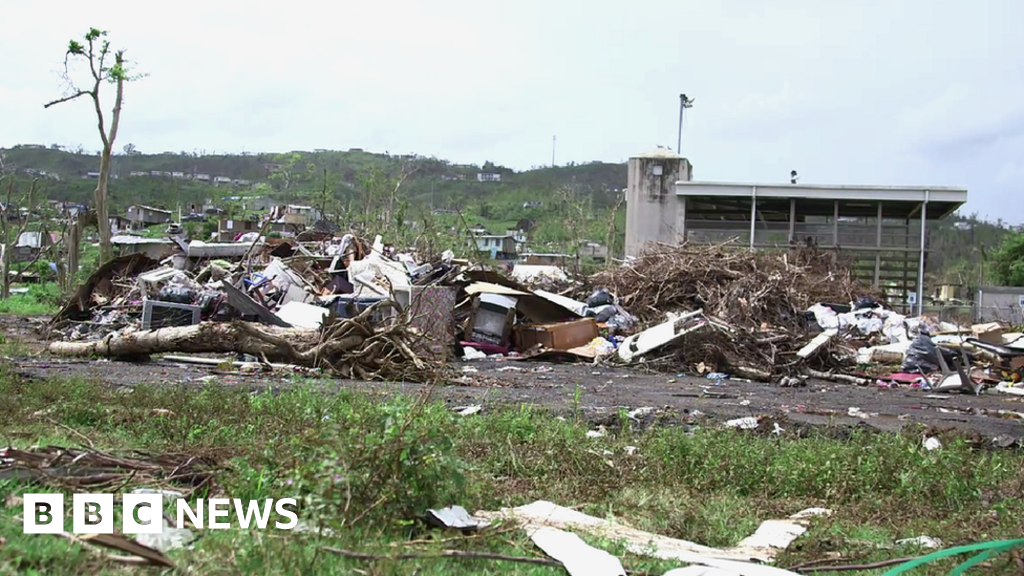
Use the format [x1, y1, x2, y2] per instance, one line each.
[677, 94, 694, 155]
[552, 136, 557, 167]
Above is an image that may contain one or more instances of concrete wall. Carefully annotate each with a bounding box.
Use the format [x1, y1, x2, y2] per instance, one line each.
[624, 150, 692, 257]
[976, 286, 1024, 325]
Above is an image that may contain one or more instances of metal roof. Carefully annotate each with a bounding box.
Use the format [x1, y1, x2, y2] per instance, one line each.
[675, 181, 967, 219]
[111, 235, 174, 245]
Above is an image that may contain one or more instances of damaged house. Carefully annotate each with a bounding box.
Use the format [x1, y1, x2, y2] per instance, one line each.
[126, 205, 173, 229]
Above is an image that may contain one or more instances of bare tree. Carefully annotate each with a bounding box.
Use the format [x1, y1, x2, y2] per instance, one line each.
[44, 27, 143, 264]
[604, 193, 625, 270]
[1, 176, 39, 299]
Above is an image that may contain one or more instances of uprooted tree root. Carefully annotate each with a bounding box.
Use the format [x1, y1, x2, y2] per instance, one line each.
[48, 302, 446, 382]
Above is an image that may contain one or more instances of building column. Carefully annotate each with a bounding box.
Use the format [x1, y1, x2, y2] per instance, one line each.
[874, 202, 883, 287]
[787, 198, 796, 243]
[749, 187, 757, 249]
[833, 200, 839, 247]
[678, 197, 687, 244]
[916, 192, 929, 317]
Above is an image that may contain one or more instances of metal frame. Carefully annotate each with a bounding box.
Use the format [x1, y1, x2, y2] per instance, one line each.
[141, 299, 201, 330]
[670, 182, 967, 315]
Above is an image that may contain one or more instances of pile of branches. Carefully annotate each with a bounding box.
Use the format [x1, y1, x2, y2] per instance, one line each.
[312, 302, 441, 381]
[585, 242, 880, 377]
[47, 302, 443, 383]
[0, 446, 218, 494]
[588, 242, 872, 328]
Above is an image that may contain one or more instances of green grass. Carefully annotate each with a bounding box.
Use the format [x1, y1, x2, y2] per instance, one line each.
[1, 370, 1023, 575]
[0, 282, 61, 316]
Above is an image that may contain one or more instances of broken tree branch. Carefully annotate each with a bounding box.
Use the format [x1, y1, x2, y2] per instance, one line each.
[43, 90, 92, 108]
[318, 545, 563, 569]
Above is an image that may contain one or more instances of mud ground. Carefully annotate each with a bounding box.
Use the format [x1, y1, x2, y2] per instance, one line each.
[4, 315, 1023, 444]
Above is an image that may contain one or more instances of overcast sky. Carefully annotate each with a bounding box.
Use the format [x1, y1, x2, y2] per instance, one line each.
[2, 1, 1022, 222]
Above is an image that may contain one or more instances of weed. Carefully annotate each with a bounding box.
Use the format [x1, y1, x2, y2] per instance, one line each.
[1, 370, 1022, 575]
[0, 282, 60, 316]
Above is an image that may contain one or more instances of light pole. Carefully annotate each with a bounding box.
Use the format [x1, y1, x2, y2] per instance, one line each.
[677, 94, 694, 155]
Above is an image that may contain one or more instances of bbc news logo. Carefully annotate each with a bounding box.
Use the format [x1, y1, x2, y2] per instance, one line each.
[23, 494, 298, 534]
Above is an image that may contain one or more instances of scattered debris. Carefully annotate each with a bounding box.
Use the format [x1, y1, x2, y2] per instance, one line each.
[531, 527, 626, 576]
[896, 536, 943, 549]
[425, 505, 490, 531]
[456, 405, 482, 416]
[726, 417, 760, 430]
[34, 228, 1023, 398]
[475, 500, 830, 564]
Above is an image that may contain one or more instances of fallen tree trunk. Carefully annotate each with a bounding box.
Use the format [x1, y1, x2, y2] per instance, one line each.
[48, 317, 439, 382]
[48, 322, 324, 362]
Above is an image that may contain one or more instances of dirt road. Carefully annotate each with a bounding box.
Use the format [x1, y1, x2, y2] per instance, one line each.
[5, 314, 1022, 444]
[7, 354, 1022, 445]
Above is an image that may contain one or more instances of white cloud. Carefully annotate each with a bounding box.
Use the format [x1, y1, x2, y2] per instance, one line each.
[2, 0, 1023, 222]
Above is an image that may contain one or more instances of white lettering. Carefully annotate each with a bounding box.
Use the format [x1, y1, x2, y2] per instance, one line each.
[123, 494, 163, 534]
[23, 494, 65, 534]
[274, 498, 298, 529]
[177, 499, 204, 529]
[208, 498, 230, 529]
[232, 499, 273, 529]
[72, 494, 114, 534]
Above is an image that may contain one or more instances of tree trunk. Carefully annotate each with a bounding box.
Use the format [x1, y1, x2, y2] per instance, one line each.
[66, 217, 81, 287]
[95, 149, 113, 263]
[1, 243, 9, 300]
[94, 69, 124, 265]
[48, 322, 330, 362]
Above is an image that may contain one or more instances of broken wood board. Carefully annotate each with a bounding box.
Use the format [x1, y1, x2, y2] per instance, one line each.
[797, 329, 837, 359]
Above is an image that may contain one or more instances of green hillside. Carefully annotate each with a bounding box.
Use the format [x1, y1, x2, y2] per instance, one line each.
[1, 144, 1013, 286]
[0, 145, 629, 260]
[0, 145, 625, 212]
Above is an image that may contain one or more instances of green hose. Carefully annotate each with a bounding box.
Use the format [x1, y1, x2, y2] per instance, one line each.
[877, 538, 1024, 576]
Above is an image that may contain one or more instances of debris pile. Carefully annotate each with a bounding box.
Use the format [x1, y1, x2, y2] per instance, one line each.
[587, 243, 865, 327]
[46, 229, 463, 381]
[39, 225, 1024, 393]
[576, 243, 877, 378]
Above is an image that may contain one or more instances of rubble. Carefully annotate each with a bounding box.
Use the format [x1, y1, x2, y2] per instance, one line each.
[39, 224, 1024, 394]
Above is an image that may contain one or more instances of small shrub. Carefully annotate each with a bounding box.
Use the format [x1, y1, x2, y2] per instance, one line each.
[279, 397, 465, 529]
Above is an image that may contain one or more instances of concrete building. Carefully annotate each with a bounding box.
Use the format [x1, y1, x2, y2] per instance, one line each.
[111, 235, 178, 260]
[125, 205, 173, 227]
[624, 148, 968, 314]
[280, 205, 320, 226]
[975, 286, 1024, 325]
[216, 218, 291, 242]
[474, 234, 519, 260]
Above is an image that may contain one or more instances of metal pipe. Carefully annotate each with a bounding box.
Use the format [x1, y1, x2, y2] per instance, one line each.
[677, 98, 684, 154]
[916, 191, 929, 316]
